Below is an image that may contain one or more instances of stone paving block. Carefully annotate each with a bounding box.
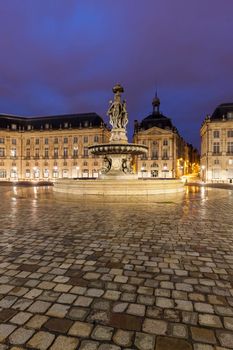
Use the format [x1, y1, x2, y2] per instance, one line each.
[0, 308, 17, 322]
[79, 340, 99, 349]
[191, 327, 217, 344]
[74, 296, 93, 307]
[44, 317, 73, 333]
[127, 303, 146, 316]
[9, 327, 35, 345]
[0, 296, 18, 308]
[91, 325, 113, 341]
[216, 330, 233, 348]
[10, 311, 32, 325]
[199, 314, 223, 328]
[46, 303, 69, 318]
[142, 318, 167, 335]
[26, 314, 49, 329]
[50, 335, 79, 350]
[68, 321, 93, 337]
[155, 336, 192, 350]
[113, 329, 133, 347]
[28, 300, 51, 313]
[27, 331, 55, 350]
[135, 332, 156, 350]
[0, 323, 17, 342]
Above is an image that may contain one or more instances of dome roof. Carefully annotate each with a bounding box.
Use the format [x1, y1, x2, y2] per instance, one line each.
[211, 103, 233, 120]
[139, 112, 174, 131]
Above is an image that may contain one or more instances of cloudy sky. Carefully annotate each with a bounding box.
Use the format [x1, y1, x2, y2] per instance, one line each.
[0, 0, 232, 148]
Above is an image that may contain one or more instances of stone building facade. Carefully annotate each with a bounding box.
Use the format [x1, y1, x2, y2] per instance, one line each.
[0, 113, 110, 181]
[201, 103, 233, 182]
[133, 96, 199, 178]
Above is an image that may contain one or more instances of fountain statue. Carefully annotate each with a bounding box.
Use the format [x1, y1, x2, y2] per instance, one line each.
[88, 84, 148, 178]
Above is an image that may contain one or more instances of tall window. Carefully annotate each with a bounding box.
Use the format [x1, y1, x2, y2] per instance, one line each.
[0, 138, 4, 144]
[11, 148, 17, 157]
[73, 136, 78, 143]
[0, 170, 6, 178]
[213, 142, 220, 154]
[163, 139, 168, 146]
[213, 130, 220, 138]
[26, 149, 30, 158]
[54, 137, 58, 144]
[0, 148, 5, 157]
[84, 136, 88, 143]
[73, 147, 78, 157]
[54, 148, 59, 158]
[214, 159, 220, 165]
[26, 139, 30, 145]
[35, 148, 39, 158]
[227, 142, 233, 154]
[12, 139, 16, 145]
[45, 148, 49, 158]
[227, 130, 233, 138]
[64, 137, 68, 144]
[162, 149, 168, 159]
[35, 138, 39, 145]
[84, 147, 89, 157]
[45, 138, 49, 144]
[94, 135, 99, 143]
[63, 147, 68, 158]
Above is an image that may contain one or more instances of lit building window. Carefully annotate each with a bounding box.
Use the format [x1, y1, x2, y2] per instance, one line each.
[64, 137, 68, 144]
[163, 139, 168, 146]
[0, 148, 5, 157]
[44, 148, 49, 158]
[227, 130, 233, 138]
[73, 136, 78, 143]
[84, 147, 89, 157]
[94, 135, 99, 143]
[213, 142, 220, 154]
[0, 138, 4, 144]
[11, 148, 17, 157]
[54, 148, 59, 158]
[227, 142, 233, 154]
[63, 147, 68, 158]
[213, 130, 220, 138]
[73, 147, 78, 157]
[0, 170, 7, 178]
[35, 138, 39, 145]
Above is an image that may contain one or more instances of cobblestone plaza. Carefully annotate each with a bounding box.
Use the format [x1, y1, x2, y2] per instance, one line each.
[0, 186, 233, 349]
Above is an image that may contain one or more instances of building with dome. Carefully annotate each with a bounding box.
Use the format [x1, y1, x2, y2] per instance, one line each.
[201, 103, 233, 182]
[133, 95, 199, 178]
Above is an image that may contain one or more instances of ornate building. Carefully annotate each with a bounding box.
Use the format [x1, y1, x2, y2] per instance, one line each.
[201, 103, 233, 182]
[133, 95, 199, 178]
[0, 113, 110, 181]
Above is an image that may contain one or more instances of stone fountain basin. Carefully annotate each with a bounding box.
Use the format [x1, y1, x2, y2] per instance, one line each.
[88, 143, 148, 155]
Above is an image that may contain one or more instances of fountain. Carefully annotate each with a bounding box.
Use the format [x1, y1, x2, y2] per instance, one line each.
[54, 84, 184, 195]
[88, 84, 148, 179]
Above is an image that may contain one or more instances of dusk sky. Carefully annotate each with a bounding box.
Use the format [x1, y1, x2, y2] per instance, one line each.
[0, 0, 233, 148]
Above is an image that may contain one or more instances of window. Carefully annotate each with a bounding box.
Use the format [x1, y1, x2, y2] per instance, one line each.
[12, 139, 16, 145]
[54, 148, 59, 158]
[35, 148, 39, 158]
[227, 112, 233, 120]
[213, 142, 220, 154]
[44, 148, 49, 158]
[73, 147, 78, 157]
[84, 121, 89, 127]
[0, 170, 6, 178]
[227, 142, 233, 154]
[94, 135, 99, 143]
[214, 159, 220, 165]
[64, 137, 68, 144]
[64, 123, 68, 128]
[11, 124, 17, 130]
[35, 138, 39, 145]
[26, 149, 30, 158]
[25, 169, 30, 178]
[83, 161, 88, 166]
[45, 123, 49, 129]
[73, 136, 78, 144]
[84, 147, 89, 157]
[0, 138, 4, 144]
[26, 139, 30, 145]
[151, 148, 158, 159]
[227, 130, 233, 138]
[63, 147, 68, 158]
[163, 139, 168, 146]
[54, 137, 58, 144]
[0, 148, 5, 157]
[213, 130, 220, 138]
[84, 136, 88, 143]
[45, 138, 49, 144]
[11, 148, 17, 157]
[162, 150, 168, 159]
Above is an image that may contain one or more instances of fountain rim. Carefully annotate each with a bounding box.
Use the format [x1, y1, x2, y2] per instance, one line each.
[88, 143, 148, 156]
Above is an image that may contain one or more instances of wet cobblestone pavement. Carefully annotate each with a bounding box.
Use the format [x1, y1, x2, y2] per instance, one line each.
[0, 186, 233, 349]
